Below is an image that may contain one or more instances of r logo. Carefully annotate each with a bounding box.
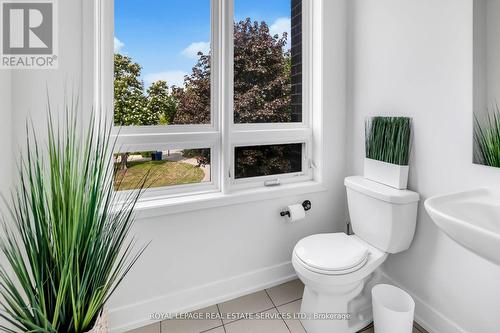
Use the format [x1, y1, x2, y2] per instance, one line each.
[2, 2, 53, 55]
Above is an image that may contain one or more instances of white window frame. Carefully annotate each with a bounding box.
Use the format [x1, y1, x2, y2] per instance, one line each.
[83, 0, 323, 203]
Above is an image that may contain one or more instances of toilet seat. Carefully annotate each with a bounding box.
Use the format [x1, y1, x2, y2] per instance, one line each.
[293, 233, 370, 275]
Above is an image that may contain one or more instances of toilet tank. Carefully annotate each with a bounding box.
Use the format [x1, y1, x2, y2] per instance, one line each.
[344, 176, 420, 253]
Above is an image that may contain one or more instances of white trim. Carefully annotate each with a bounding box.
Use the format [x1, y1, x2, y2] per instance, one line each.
[100, 0, 113, 122]
[225, 0, 319, 191]
[113, 132, 220, 152]
[229, 128, 312, 145]
[108, 261, 297, 333]
[113, 144, 220, 201]
[115, 124, 218, 135]
[312, 0, 324, 183]
[380, 270, 468, 333]
[85, 0, 323, 201]
[233, 122, 309, 131]
[82, 0, 113, 122]
[303, 0, 314, 130]
[228, 0, 312, 129]
[107, 0, 220, 133]
[228, 141, 313, 191]
[92, 0, 223, 199]
[211, 0, 221, 132]
[132, 181, 326, 219]
[221, 0, 233, 193]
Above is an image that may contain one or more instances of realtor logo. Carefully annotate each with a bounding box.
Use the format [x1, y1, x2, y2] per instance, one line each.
[1, 0, 57, 69]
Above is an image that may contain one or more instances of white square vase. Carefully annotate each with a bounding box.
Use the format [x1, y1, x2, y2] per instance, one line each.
[364, 158, 409, 190]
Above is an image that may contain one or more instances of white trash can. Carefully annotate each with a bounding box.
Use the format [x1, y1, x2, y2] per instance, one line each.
[372, 284, 415, 333]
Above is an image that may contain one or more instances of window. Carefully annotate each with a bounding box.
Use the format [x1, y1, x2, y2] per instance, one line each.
[114, 0, 212, 126]
[234, 143, 303, 179]
[233, 0, 303, 124]
[108, 0, 317, 198]
[114, 149, 211, 191]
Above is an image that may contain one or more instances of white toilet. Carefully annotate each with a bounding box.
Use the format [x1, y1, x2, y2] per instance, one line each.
[292, 176, 419, 333]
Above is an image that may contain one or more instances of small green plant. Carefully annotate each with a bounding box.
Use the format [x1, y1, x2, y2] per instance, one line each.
[0, 102, 147, 333]
[365, 116, 412, 166]
[474, 104, 500, 167]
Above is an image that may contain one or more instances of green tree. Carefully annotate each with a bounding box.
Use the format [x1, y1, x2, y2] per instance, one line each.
[172, 52, 211, 125]
[147, 80, 178, 125]
[172, 19, 291, 124]
[170, 19, 293, 176]
[115, 54, 175, 170]
[114, 54, 149, 170]
[182, 148, 211, 167]
[114, 54, 149, 126]
[233, 19, 291, 123]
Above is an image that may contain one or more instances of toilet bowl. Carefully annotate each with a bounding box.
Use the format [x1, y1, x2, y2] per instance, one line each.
[292, 233, 388, 333]
[292, 176, 419, 333]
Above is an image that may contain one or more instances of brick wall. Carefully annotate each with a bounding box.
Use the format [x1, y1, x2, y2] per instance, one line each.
[291, 0, 302, 122]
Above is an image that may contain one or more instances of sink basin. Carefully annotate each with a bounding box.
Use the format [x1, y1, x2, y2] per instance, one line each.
[425, 188, 500, 266]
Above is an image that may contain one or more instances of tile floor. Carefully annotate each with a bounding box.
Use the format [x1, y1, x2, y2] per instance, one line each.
[126, 279, 428, 333]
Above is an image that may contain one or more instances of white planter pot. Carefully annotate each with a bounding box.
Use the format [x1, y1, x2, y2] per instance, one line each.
[85, 308, 108, 333]
[364, 158, 409, 190]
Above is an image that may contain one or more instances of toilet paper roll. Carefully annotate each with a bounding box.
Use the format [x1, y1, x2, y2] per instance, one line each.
[287, 204, 306, 222]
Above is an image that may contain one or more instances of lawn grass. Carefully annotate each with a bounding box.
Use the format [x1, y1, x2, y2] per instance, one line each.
[115, 160, 205, 191]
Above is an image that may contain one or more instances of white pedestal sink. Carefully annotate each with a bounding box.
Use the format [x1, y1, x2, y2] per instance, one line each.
[425, 188, 500, 266]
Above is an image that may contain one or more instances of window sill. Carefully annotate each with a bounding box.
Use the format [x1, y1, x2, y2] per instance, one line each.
[132, 181, 327, 219]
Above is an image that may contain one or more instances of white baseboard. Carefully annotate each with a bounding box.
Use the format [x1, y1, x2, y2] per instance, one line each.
[109, 261, 297, 333]
[379, 271, 468, 333]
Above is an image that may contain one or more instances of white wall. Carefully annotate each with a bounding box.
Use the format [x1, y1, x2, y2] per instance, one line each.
[10, 0, 83, 149]
[0, 49, 13, 333]
[2, 0, 83, 213]
[348, 0, 500, 332]
[7, 0, 348, 332]
[0, 70, 12, 193]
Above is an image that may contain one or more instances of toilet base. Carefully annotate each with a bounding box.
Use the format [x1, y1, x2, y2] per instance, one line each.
[299, 272, 380, 333]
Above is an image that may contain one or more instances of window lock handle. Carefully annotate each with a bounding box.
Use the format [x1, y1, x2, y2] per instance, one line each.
[264, 178, 280, 187]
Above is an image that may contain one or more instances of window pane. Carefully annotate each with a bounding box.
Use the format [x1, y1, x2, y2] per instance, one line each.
[233, 0, 302, 123]
[114, 149, 211, 191]
[235, 143, 302, 179]
[114, 0, 211, 126]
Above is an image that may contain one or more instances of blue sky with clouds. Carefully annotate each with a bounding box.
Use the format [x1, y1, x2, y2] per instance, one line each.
[114, 0, 291, 88]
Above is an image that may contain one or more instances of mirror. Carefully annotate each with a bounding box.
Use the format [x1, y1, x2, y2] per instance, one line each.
[474, 0, 500, 167]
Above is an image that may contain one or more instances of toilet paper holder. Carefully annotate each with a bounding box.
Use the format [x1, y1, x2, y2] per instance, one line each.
[280, 200, 312, 217]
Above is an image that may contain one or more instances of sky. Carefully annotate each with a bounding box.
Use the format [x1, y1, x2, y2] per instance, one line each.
[114, 0, 291, 88]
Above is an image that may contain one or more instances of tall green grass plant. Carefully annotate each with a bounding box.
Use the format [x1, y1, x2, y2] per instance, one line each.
[0, 102, 147, 333]
[474, 105, 500, 167]
[365, 117, 412, 166]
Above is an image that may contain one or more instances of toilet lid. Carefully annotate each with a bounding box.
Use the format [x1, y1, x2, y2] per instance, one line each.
[294, 233, 369, 272]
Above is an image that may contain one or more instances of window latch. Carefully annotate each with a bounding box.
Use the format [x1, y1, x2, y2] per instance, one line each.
[308, 159, 317, 169]
[264, 178, 281, 187]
